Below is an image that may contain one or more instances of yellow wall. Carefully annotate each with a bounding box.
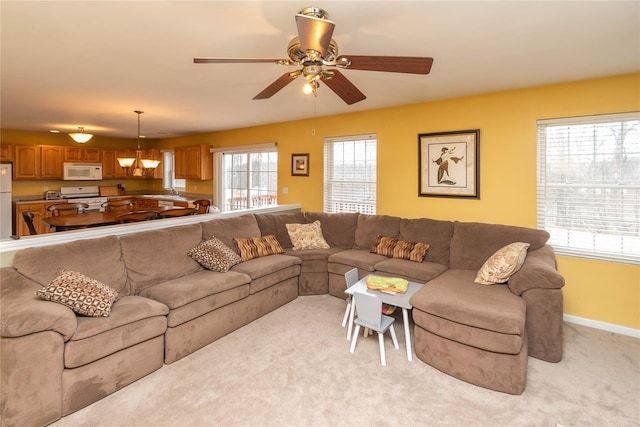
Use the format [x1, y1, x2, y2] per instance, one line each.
[160, 73, 640, 330]
[2, 73, 638, 329]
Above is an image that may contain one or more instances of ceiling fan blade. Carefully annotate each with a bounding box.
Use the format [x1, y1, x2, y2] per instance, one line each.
[295, 13, 335, 56]
[194, 57, 286, 64]
[337, 55, 433, 74]
[321, 70, 366, 105]
[253, 72, 300, 100]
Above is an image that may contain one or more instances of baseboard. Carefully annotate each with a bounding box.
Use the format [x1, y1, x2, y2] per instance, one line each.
[564, 314, 640, 339]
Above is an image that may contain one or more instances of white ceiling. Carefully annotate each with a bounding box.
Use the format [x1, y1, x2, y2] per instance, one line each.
[2, 1, 639, 139]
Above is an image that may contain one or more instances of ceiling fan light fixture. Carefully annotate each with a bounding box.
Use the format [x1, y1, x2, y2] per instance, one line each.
[303, 80, 319, 96]
[69, 126, 93, 143]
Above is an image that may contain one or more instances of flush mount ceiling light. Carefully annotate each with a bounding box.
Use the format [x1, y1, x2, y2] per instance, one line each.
[69, 126, 93, 143]
[117, 110, 159, 177]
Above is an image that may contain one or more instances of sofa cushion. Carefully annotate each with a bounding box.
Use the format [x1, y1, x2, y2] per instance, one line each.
[286, 220, 330, 250]
[255, 212, 306, 249]
[304, 212, 359, 249]
[354, 214, 401, 250]
[475, 242, 530, 285]
[234, 235, 284, 260]
[370, 235, 430, 262]
[12, 235, 129, 295]
[201, 215, 261, 253]
[373, 258, 447, 284]
[231, 254, 302, 294]
[188, 237, 243, 272]
[399, 217, 455, 266]
[35, 270, 120, 317]
[328, 249, 388, 272]
[411, 269, 526, 336]
[449, 221, 550, 270]
[64, 295, 168, 368]
[120, 223, 204, 295]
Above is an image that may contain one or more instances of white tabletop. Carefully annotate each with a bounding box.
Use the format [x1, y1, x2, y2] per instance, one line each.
[345, 275, 424, 310]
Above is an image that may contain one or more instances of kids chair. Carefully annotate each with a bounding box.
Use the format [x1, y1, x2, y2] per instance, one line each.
[341, 268, 359, 328]
[349, 291, 399, 366]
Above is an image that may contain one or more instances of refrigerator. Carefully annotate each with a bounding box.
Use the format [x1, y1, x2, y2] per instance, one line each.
[0, 163, 12, 239]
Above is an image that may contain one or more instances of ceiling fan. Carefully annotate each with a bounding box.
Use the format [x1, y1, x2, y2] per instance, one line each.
[194, 7, 433, 105]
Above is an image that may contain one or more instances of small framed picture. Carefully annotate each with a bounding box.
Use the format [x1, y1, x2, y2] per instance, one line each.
[418, 129, 479, 198]
[291, 153, 309, 176]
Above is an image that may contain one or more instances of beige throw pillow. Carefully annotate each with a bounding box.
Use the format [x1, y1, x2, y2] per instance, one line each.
[189, 237, 243, 272]
[474, 242, 530, 285]
[35, 270, 120, 317]
[285, 220, 330, 250]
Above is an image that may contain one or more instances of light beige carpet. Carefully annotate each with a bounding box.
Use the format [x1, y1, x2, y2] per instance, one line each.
[51, 295, 639, 427]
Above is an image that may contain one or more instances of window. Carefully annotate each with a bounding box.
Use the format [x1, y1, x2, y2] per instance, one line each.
[213, 143, 277, 212]
[324, 134, 377, 214]
[161, 151, 185, 190]
[537, 112, 640, 264]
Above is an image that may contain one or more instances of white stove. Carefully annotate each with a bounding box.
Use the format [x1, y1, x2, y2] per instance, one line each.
[59, 186, 107, 212]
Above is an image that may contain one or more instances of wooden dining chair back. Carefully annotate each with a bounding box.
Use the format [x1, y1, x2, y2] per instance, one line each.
[47, 203, 89, 216]
[102, 199, 136, 212]
[157, 208, 198, 219]
[349, 291, 399, 366]
[114, 211, 158, 224]
[192, 199, 211, 214]
[22, 211, 38, 235]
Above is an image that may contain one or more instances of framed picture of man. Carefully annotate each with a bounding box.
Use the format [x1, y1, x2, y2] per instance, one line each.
[418, 130, 479, 198]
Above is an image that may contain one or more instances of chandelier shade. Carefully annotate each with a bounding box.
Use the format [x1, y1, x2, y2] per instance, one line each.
[69, 127, 93, 143]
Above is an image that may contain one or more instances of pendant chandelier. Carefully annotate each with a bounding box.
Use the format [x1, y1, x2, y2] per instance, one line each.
[117, 110, 159, 176]
[69, 126, 93, 143]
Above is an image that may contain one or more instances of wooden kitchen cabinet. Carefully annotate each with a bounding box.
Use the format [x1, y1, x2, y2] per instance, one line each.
[40, 146, 63, 178]
[0, 144, 13, 162]
[14, 145, 63, 179]
[64, 147, 101, 162]
[15, 202, 54, 236]
[101, 149, 116, 179]
[174, 145, 212, 180]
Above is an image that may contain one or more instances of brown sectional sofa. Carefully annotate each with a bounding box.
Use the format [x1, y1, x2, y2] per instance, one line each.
[0, 211, 565, 426]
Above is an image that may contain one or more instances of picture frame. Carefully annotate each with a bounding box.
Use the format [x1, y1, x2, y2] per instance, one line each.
[418, 129, 479, 198]
[291, 153, 309, 176]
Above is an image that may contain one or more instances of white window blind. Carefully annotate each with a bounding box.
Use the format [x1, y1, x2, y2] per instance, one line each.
[537, 112, 640, 264]
[324, 134, 377, 214]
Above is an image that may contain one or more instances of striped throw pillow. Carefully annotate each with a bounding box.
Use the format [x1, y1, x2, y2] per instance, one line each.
[234, 235, 284, 261]
[371, 235, 430, 263]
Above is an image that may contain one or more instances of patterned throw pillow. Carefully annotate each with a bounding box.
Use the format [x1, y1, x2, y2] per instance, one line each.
[188, 237, 243, 272]
[474, 242, 530, 285]
[370, 235, 431, 263]
[285, 220, 330, 250]
[233, 235, 284, 261]
[35, 270, 120, 317]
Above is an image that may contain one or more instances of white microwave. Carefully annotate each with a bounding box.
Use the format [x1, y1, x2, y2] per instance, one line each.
[63, 162, 103, 181]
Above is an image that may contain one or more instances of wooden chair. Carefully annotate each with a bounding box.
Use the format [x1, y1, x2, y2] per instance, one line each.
[114, 211, 157, 224]
[192, 199, 211, 214]
[156, 208, 198, 219]
[47, 202, 89, 216]
[349, 291, 399, 366]
[102, 199, 136, 212]
[22, 211, 38, 235]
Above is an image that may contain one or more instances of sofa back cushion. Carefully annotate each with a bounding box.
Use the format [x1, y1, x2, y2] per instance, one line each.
[304, 212, 359, 249]
[201, 214, 261, 253]
[255, 212, 305, 249]
[449, 221, 550, 270]
[399, 217, 455, 266]
[120, 223, 204, 294]
[354, 214, 401, 250]
[12, 235, 130, 295]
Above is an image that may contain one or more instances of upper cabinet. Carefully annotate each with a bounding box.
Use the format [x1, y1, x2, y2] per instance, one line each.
[175, 145, 212, 180]
[64, 147, 101, 163]
[15, 145, 64, 179]
[0, 144, 13, 162]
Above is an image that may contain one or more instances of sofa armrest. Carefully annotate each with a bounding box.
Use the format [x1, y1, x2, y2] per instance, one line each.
[1, 268, 77, 341]
[507, 245, 565, 296]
